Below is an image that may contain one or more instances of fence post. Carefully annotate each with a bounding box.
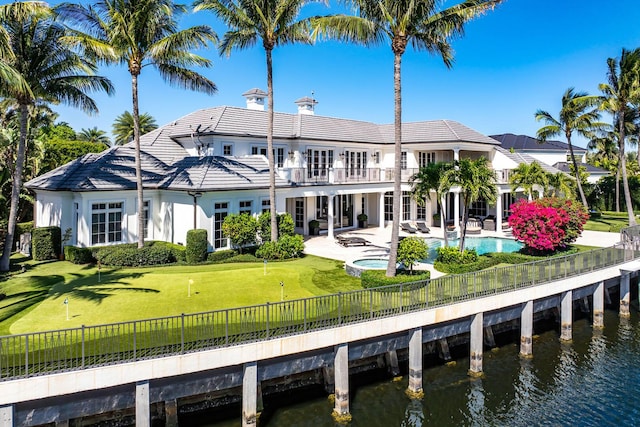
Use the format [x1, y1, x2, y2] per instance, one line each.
[181, 314, 185, 354]
[225, 310, 229, 346]
[338, 292, 342, 324]
[304, 299, 307, 331]
[266, 302, 270, 338]
[24, 336, 28, 378]
[370, 289, 374, 319]
[133, 322, 137, 361]
[81, 325, 85, 368]
[399, 284, 403, 313]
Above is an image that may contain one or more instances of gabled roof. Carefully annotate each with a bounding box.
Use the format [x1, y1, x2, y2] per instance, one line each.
[25, 143, 287, 192]
[495, 147, 565, 175]
[552, 162, 610, 175]
[490, 133, 587, 153]
[26, 105, 500, 193]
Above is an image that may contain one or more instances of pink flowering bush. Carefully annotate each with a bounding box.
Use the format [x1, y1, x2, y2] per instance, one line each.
[508, 197, 588, 253]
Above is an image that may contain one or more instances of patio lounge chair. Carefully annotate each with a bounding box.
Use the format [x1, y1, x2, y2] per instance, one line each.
[415, 222, 430, 234]
[400, 222, 418, 234]
[337, 236, 370, 247]
[465, 219, 482, 235]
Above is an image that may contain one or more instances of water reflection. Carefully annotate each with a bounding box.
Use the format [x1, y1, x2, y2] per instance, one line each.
[400, 399, 424, 427]
[464, 379, 486, 427]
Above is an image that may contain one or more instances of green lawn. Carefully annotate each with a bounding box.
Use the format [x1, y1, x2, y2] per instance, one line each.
[584, 212, 630, 232]
[0, 255, 361, 335]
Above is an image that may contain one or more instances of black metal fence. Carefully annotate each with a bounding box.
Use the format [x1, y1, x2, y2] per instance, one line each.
[0, 241, 637, 382]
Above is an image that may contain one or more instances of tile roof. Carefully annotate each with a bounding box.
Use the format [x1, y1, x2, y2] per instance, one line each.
[552, 162, 610, 174]
[25, 106, 500, 192]
[490, 133, 587, 153]
[495, 147, 565, 174]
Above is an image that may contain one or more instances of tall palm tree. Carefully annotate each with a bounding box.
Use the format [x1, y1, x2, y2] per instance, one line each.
[409, 161, 453, 246]
[545, 171, 574, 199]
[442, 157, 497, 252]
[314, 0, 502, 276]
[112, 111, 158, 145]
[599, 48, 640, 226]
[78, 126, 111, 145]
[508, 161, 547, 200]
[588, 129, 620, 210]
[535, 88, 605, 210]
[58, 0, 218, 248]
[195, 0, 315, 243]
[0, 3, 113, 271]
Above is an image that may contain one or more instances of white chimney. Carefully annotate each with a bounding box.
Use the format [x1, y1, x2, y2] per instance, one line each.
[242, 88, 267, 111]
[295, 96, 318, 115]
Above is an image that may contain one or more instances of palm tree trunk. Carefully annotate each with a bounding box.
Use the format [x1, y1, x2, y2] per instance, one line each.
[266, 48, 278, 242]
[619, 118, 636, 226]
[459, 195, 468, 252]
[0, 103, 28, 271]
[615, 168, 620, 212]
[438, 198, 448, 247]
[386, 51, 402, 277]
[567, 137, 588, 208]
[132, 73, 145, 248]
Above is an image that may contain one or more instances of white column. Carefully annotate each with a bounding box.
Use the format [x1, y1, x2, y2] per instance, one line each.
[0, 405, 13, 427]
[454, 191, 460, 229]
[520, 300, 533, 357]
[135, 380, 150, 427]
[496, 192, 503, 232]
[593, 281, 604, 329]
[469, 313, 483, 376]
[560, 290, 573, 341]
[242, 362, 258, 427]
[333, 343, 350, 418]
[620, 271, 631, 318]
[407, 328, 423, 396]
[327, 194, 335, 239]
[379, 192, 385, 228]
[453, 147, 460, 162]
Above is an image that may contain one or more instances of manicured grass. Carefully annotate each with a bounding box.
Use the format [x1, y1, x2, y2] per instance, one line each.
[584, 212, 629, 232]
[0, 255, 361, 335]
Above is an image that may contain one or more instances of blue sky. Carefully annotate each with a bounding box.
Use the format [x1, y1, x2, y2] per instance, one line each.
[52, 0, 640, 148]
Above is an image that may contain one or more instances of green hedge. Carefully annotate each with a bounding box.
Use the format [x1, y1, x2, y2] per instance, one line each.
[186, 229, 208, 264]
[92, 241, 184, 266]
[32, 226, 61, 260]
[64, 246, 94, 264]
[207, 249, 237, 262]
[361, 270, 431, 289]
[255, 234, 304, 260]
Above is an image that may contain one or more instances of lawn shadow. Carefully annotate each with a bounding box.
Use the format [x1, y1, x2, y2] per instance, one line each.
[47, 270, 160, 304]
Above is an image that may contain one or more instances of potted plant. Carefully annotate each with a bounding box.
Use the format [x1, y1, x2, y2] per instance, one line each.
[357, 213, 368, 228]
[309, 219, 320, 236]
[432, 213, 441, 227]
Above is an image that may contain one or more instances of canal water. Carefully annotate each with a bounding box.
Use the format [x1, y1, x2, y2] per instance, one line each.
[197, 309, 640, 426]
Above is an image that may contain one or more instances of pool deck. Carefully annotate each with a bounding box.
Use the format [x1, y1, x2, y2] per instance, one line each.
[303, 226, 622, 279]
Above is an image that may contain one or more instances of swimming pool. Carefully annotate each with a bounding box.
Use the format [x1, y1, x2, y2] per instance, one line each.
[423, 236, 523, 263]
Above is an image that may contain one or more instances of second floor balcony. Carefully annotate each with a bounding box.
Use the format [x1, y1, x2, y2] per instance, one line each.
[282, 167, 423, 185]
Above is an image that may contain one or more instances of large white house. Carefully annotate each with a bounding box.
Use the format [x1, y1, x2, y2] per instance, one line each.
[26, 89, 579, 251]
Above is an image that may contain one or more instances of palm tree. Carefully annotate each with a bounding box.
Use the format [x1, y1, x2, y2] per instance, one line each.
[78, 126, 111, 145]
[314, 0, 503, 276]
[409, 161, 453, 246]
[508, 161, 547, 200]
[545, 171, 575, 199]
[112, 111, 157, 145]
[0, 2, 113, 271]
[588, 129, 619, 210]
[535, 88, 605, 209]
[58, 0, 218, 248]
[195, 0, 315, 243]
[442, 157, 497, 252]
[599, 48, 640, 226]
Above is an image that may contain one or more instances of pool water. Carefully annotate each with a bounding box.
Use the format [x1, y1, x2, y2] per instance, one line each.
[424, 236, 523, 263]
[352, 259, 391, 269]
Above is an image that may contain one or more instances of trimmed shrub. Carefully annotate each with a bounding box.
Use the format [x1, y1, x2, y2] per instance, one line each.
[94, 244, 177, 266]
[32, 226, 61, 260]
[150, 241, 186, 263]
[207, 249, 238, 262]
[226, 254, 260, 263]
[397, 237, 429, 272]
[186, 229, 208, 264]
[64, 246, 94, 264]
[434, 257, 497, 274]
[436, 246, 478, 264]
[222, 213, 258, 252]
[258, 212, 296, 242]
[255, 234, 305, 260]
[361, 270, 430, 289]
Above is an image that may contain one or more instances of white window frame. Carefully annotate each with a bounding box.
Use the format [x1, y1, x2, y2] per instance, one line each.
[91, 201, 124, 245]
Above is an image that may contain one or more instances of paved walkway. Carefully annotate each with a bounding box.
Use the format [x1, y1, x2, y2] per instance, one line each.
[303, 225, 622, 279]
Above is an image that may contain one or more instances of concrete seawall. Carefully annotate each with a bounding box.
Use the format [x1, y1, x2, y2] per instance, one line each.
[1, 260, 638, 426]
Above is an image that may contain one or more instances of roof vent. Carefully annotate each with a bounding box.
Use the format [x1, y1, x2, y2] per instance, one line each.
[242, 88, 267, 111]
[295, 95, 317, 115]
